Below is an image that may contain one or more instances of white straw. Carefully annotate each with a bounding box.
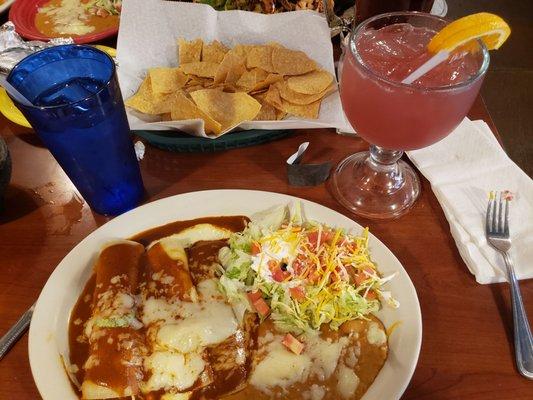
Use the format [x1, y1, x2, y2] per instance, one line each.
[0, 75, 33, 107]
[401, 50, 450, 85]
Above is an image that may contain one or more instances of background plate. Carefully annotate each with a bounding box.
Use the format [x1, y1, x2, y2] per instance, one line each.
[9, 0, 118, 44]
[0, 0, 15, 14]
[28, 189, 422, 400]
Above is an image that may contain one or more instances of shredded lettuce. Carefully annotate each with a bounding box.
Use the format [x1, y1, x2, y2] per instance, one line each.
[218, 202, 398, 334]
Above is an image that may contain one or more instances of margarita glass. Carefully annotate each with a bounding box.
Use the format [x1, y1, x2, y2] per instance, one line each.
[332, 12, 489, 219]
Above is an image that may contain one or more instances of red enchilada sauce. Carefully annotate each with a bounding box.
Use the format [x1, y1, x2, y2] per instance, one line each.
[68, 274, 95, 388]
[68, 216, 388, 399]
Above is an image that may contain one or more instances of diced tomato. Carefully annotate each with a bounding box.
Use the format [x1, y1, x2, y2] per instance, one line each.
[322, 230, 334, 243]
[247, 291, 262, 303]
[307, 231, 319, 247]
[251, 242, 261, 255]
[290, 286, 306, 300]
[354, 273, 367, 286]
[292, 259, 304, 275]
[282, 334, 305, 355]
[366, 290, 377, 300]
[355, 267, 375, 286]
[330, 270, 341, 283]
[272, 268, 289, 282]
[253, 298, 270, 317]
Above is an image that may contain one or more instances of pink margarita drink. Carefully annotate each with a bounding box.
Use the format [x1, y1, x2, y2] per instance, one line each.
[340, 22, 487, 150]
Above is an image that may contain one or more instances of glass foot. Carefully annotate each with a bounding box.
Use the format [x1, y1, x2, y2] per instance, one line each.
[331, 147, 421, 219]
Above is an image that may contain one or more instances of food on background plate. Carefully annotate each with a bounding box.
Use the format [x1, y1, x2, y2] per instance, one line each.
[35, 0, 121, 37]
[68, 205, 398, 399]
[125, 39, 337, 135]
[192, 0, 328, 14]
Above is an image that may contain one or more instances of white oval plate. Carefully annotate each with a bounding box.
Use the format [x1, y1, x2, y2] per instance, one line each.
[29, 189, 422, 399]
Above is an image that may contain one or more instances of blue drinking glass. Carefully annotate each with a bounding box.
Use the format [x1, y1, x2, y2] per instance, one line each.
[7, 45, 144, 216]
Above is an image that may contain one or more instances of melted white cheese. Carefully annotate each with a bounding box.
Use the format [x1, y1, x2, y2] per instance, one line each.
[81, 381, 120, 399]
[143, 351, 205, 392]
[159, 237, 189, 261]
[250, 339, 312, 393]
[157, 302, 238, 353]
[250, 333, 348, 393]
[142, 297, 200, 326]
[155, 224, 232, 250]
[305, 334, 348, 381]
[39, 0, 95, 35]
[366, 322, 387, 346]
[303, 384, 326, 400]
[336, 364, 360, 399]
[197, 278, 224, 301]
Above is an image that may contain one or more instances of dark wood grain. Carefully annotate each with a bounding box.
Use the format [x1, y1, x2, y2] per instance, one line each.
[447, 0, 533, 177]
[0, 4, 531, 395]
[0, 95, 531, 399]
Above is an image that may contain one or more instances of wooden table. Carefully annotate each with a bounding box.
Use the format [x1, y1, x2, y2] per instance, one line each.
[0, 96, 531, 399]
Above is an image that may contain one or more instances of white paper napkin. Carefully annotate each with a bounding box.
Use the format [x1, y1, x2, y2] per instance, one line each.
[407, 118, 533, 284]
[116, 0, 353, 137]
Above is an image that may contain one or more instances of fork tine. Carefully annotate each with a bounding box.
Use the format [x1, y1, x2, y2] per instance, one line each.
[504, 196, 510, 236]
[492, 195, 499, 232]
[497, 192, 505, 233]
[486, 194, 495, 233]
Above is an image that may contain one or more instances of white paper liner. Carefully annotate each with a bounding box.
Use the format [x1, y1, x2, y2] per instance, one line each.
[116, 0, 353, 138]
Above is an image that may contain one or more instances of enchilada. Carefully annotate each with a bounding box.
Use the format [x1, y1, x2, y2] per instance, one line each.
[81, 240, 146, 399]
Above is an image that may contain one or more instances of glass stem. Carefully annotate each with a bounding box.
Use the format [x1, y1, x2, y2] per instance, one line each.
[368, 145, 403, 168]
[365, 145, 405, 191]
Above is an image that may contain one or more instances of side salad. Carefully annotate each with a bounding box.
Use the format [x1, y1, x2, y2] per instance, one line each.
[218, 204, 398, 334]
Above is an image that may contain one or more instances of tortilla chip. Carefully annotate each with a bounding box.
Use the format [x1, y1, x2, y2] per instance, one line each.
[232, 44, 253, 59]
[246, 45, 275, 72]
[190, 89, 261, 131]
[180, 62, 219, 78]
[170, 91, 222, 135]
[236, 68, 269, 91]
[264, 84, 283, 110]
[251, 73, 284, 93]
[125, 77, 172, 115]
[187, 76, 211, 85]
[130, 38, 329, 126]
[161, 113, 172, 121]
[214, 52, 246, 84]
[253, 95, 278, 121]
[271, 47, 317, 75]
[202, 40, 229, 63]
[275, 109, 287, 120]
[225, 62, 247, 86]
[148, 67, 189, 95]
[280, 98, 321, 119]
[178, 38, 203, 64]
[287, 70, 334, 95]
[278, 81, 336, 105]
[184, 84, 205, 93]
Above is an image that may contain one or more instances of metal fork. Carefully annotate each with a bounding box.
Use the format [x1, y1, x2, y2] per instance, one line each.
[486, 191, 533, 379]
